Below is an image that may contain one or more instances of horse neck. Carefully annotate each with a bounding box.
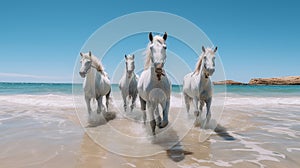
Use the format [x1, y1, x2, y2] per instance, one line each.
[85, 67, 98, 86]
[150, 66, 160, 83]
[199, 68, 210, 86]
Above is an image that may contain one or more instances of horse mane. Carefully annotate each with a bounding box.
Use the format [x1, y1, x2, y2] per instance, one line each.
[92, 55, 105, 75]
[144, 35, 165, 70]
[83, 54, 105, 75]
[193, 52, 204, 76]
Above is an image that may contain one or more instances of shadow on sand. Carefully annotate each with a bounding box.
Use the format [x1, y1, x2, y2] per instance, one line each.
[214, 124, 236, 141]
[151, 126, 193, 162]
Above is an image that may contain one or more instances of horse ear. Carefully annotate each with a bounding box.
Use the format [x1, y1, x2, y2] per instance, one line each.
[149, 32, 153, 42]
[80, 52, 83, 57]
[89, 51, 92, 57]
[125, 54, 127, 60]
[132, 54, 135, 59]
[163, 32, 167, 41]
[214, 46, 218, 53]
[202, 46, 205, 52]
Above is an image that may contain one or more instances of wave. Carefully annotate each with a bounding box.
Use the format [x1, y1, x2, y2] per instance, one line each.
[0, 94, 75, 108]
[224, 95, 300, 106]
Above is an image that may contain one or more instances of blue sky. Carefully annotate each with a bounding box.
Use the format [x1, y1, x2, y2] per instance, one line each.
[0, 0, 299, 83]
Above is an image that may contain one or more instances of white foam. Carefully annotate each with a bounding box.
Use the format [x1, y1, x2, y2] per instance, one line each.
[231, 133, 285, 159]
[0, 94, 75, 108]
[287, 148, 300, 152]
[225, 96, 300, 106]
[261, 126, 298, 138]
[123, 163, 136, 167]
[191, 157, 232, 167]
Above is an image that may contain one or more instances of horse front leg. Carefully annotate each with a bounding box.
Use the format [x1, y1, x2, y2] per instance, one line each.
[159, 99, 169, 128]
[139, 96, 146, 125]
[85, 95, 92, 115]
[199, 100, 205, 118]
[147, 102, 156, 136]
[204, 97, 212, 126]
[97, 96, 103, 114]
[154, 105, 161, 127]
[121, 91, 127, 112]
[192, 97, 201, 126]
[130, 91, 137, 112]
[192, 97, 200, 117]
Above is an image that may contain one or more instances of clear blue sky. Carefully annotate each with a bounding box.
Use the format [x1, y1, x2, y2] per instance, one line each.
[0, 0, 299, 83]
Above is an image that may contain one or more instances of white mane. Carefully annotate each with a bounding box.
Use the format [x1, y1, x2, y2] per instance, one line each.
[83, 54, 105, 74]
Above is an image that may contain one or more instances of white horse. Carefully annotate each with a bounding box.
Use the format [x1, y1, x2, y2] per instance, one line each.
[119, 54, 138, 112]
[138, 32, 171, 135]
[183, 46, 218, 128]
[79, 51, 111, 116]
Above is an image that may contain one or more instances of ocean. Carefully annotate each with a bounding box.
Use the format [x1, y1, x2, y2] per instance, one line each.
[1, 82, 300, 167]
[2, 82, 300, 95]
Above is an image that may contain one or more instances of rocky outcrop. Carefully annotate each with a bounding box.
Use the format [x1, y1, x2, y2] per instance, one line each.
[213, 80, 246, 85]
[249, 76, 300, 85]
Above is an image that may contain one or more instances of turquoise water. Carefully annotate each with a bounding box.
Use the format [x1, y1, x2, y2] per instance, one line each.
[1, 82, 300, 97]
[225, 85, 300, 97]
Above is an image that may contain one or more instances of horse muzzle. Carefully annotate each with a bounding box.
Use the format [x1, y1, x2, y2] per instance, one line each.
[204, 68, 215, 78]
[127, 71, 133, 78]
[79, 71, 86, 78]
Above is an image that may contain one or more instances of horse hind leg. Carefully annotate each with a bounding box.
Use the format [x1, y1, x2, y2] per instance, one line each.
[105, 89, 111, 112]
[139, 96, 146, 125]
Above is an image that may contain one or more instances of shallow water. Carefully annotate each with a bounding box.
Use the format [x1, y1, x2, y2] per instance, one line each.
[0, 83, 300, 167]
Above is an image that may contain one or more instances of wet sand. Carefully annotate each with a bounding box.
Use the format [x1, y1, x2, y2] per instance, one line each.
[1, 93, 300, 168]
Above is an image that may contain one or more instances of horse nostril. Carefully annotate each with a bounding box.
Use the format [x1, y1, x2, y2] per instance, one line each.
[156, 63, 163, 69]
[79, 71, 85, 77]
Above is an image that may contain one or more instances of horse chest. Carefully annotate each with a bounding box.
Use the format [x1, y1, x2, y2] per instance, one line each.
[200, 90, 208, 100]
[145, 78, 170, 94]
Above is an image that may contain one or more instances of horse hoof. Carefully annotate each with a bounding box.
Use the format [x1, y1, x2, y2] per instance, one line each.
[156, 116, 162, 126]
[159, 121, 168, 128]
[194, 119, 201, 127]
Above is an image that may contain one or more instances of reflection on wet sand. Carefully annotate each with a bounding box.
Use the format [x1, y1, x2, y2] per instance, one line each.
[76, 128, 211, 168]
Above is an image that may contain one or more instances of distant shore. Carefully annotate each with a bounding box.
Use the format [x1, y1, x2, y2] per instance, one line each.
[214, 76, 300, 85]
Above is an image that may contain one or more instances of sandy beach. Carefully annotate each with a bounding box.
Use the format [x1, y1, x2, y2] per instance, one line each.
[1, 86, 300, 168]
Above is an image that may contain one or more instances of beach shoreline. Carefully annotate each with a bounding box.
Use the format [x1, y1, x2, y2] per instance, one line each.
[1, 84, 300, 167]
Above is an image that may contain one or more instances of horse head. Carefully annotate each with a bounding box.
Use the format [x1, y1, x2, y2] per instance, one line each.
[125, 54, 135, 78]
[201, 46, 217, 78]
[148, 32, 167, 80]
[79, 51, 93, 78]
